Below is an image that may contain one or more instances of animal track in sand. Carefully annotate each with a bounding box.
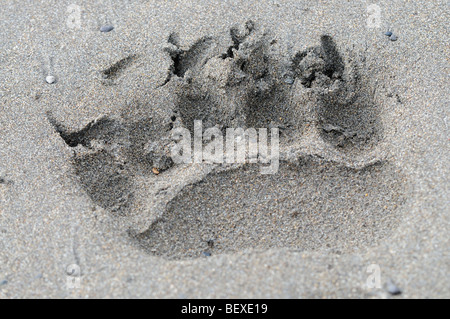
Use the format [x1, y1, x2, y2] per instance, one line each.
[48, 21, 406, 259]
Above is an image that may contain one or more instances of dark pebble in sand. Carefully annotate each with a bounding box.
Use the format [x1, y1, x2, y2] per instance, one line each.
[203, 252, 211, 257]
[386, 280, 402, 296]
[0, 280, 7, 286]
[390, 35, 398, 41]
[385, 31, 393, 37]
[100, 25, 114, 33]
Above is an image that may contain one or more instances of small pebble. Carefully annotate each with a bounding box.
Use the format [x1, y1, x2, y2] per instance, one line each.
[45, 75, 56, 84]
[390, 35, 398, 41]
[100, 25, 114, 33]
[203, 252, 211, 257]
[0, 280, 7, 286]
[384, 31, 393, 37]
[284, 77, 295, 85]
[386, 280, 402, 296]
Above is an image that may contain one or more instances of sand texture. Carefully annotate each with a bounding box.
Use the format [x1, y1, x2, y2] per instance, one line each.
[0, 0, 448, 298]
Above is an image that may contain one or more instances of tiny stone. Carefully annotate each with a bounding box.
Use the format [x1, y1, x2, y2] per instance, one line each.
[0, 280, 7, 286]
[203, 252, 211, 257]
[100, 25, 114, 33]
[386, 280, 402, 296]
[284, 77, 295, 85]
[384, 31, 393, 37]
[390, 35, 398, 41]
[46, 75, 56, 84]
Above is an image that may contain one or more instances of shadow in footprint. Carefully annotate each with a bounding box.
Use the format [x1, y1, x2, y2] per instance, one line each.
[72, 150, 133, 214]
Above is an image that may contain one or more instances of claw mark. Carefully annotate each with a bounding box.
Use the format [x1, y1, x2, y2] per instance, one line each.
[46, 111, 118, 148]
[101, 54, 137, 81]
[320, 35, 345, 78]
[72, 226, 81, 268]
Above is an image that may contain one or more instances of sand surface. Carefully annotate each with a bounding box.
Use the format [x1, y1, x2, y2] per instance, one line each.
[0, 0, 448, 298]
